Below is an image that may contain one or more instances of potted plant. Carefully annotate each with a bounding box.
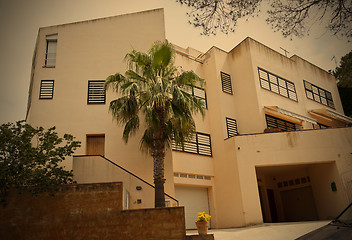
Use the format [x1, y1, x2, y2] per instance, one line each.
[195, 212, 211, 235]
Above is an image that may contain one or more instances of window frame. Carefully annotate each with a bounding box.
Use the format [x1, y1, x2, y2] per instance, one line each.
[226, 117, 238, 138]
[44, 34, 58, 67]
[303, 80, 335, 109]
[258, 67, 298, 101]
[172, 132, 212, 157]
[183, 85, 207, 108]
[265, 114, 297, 132]
[87, 80, 106, 104]
[220, 72, 233, 94]
[39, 80, 54, 99]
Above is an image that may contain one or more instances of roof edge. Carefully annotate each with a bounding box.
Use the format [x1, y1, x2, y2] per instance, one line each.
[39, 8, 164, 30]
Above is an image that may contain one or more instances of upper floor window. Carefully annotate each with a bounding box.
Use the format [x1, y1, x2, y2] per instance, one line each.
[226, 117, 238, 138]
[45, 34, 57, 67]
[303, 80, 334, 108]
[258, 68, 297, 101]
[87, 80, 106, 104]
[39, 80, 54, 99]
[265, 114, 297, 132]
[182, 85, 207, 108]
[172, 132, 212, 157]
[221, 72, 233, 94]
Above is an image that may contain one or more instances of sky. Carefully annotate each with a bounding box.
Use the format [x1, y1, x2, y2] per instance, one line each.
[0, 0, 351, 124]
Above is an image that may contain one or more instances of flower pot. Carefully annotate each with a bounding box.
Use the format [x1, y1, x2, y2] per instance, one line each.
[195, 221, 209, 235]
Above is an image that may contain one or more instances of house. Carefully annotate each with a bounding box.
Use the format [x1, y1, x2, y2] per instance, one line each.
[26, 8, 352, 229]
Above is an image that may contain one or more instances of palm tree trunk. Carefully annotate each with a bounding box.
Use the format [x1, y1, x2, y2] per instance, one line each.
[153, 137, 166, 208]
[153, 105, 166, 208]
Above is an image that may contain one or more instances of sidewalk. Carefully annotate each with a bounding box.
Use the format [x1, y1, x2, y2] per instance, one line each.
[186, 221, 330, 240]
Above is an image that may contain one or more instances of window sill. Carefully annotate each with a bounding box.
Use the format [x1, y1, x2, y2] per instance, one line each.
[306, 97, 335, 110]
[222, 91, 233, 95]
[43, 65, 56, 68]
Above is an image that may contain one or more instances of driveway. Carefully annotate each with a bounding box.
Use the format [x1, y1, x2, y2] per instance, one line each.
[186, 221, 330, 240]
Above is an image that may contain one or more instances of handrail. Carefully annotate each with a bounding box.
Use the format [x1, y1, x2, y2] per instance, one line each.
[74, 154, 179, 205]
[175, 49, 204, 63]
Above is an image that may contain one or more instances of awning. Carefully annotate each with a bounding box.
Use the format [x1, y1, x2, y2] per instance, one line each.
[264, 106, 317, 125]
[309, 108, 352, 124]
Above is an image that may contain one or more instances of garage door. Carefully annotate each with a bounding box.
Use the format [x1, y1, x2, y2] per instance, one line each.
[175, 185, 210, 229]
[280, 186, 318, 221]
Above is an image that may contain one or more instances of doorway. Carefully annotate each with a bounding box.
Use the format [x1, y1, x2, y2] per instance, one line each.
[86, 134, 105, 156]
[267, 189, 278, 222]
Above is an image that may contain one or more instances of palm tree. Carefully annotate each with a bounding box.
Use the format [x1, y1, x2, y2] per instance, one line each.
[105, 40, 206, 208]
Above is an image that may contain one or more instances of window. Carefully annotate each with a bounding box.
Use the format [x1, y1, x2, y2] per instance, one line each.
[182, 85, 207, 108]
[304, 80, 334, 108]
[87, 80, 106, 104]
[265, 115, 297, 131]
[258, 68, 297, 101]
[39, 80, 54, 99]
[172, 132, 212, 156]
[226, 117, 238, 138]
[221, 72, 232, 94]
[45, 34, 57, 67]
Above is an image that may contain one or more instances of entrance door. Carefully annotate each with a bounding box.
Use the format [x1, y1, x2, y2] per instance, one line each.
[86, 135, 105, 156]
[175, 186, 210, 229]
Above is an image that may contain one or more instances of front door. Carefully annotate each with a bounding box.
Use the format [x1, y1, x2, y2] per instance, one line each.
[86, 135, 105, 156]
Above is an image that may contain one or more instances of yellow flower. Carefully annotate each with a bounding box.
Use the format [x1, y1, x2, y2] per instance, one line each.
[196, 212, 211, 222]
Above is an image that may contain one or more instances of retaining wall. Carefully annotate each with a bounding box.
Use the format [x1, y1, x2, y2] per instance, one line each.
[0, 182, 185, 240]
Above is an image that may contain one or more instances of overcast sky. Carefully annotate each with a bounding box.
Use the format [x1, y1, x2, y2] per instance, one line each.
[0, 0, 351, 124]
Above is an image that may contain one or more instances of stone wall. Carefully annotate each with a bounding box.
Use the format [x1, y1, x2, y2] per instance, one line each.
[0, 182, 185, 240]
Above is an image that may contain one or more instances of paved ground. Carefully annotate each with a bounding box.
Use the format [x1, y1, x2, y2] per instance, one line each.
[186, 221, 330, 240]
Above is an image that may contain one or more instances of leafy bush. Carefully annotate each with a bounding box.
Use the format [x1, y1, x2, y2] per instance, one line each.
[0, 121, 81, 202]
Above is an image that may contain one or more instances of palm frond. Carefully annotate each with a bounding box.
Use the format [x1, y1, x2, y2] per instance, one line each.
[107, 40, 206, 153]
[122, 116, 140, 143]
[109, 96, 139, 124]
[149, 40, 175, 70]
[177, 70, 205, 87]
[105, 73, 127, 92]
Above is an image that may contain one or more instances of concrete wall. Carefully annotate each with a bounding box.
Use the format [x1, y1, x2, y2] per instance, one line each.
[309, 162, 348, 219]
[0, 182, 186, 240]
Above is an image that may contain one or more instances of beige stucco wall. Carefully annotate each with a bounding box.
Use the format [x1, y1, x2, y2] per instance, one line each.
[26, 9, 176, 197]
[246, 38, 344, 130]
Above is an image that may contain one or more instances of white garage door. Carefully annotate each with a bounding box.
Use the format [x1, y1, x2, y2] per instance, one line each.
[175, 185, 210, 229]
